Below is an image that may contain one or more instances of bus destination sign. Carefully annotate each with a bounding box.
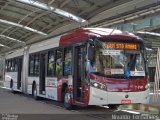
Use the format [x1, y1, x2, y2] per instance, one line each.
[105, 43, 137, 50]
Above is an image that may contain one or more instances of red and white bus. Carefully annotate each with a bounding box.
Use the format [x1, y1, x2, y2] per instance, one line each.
[4, 28, 150, 109]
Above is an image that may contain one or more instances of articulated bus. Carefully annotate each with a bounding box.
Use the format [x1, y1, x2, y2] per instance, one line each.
[4, 28, 150, 109]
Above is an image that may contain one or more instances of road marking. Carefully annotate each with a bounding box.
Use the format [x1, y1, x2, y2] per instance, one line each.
[120, 110, 140, 114]
[149, 93, 160, 95]
[101, 105, 109, 108]
[0, 86, 11, 90]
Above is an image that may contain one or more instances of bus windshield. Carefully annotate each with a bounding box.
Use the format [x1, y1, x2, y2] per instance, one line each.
[92, 41, 146, 79]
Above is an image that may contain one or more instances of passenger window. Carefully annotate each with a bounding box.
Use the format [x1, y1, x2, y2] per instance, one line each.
[5, 61, 7, 72]
[77, 46, 85, 81]
[64, 48, 72, 76]
[6, 59, 18, 72]
[8, 61, 11, 72]
[14, 59, 18, 72]
[29, 54, 40, 76]
[11, 60, 15, 72]
[55, 49, 63, 76]
[29, 55, 34, 75]
[47, 51, 55, 76]
[5, 61, 8, 72]
[34, 54, 40, 76]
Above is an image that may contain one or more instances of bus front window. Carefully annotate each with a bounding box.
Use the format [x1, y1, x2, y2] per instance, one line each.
[92, 42, 146, 79]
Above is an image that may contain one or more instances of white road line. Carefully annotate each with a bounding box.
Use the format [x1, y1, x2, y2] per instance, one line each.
[149, 93, 160, 95]
[120, 110, 140, 114]
[0, 86, 11, 90]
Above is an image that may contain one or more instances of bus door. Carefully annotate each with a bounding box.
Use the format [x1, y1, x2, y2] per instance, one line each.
[40, 53, 47, 95]
[17, 57, 23, 90]
[73, 45, 86, 102]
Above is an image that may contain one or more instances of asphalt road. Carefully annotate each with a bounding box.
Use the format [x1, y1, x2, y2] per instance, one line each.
[0, 87, 159, 120]
[0, 88, 116, 120]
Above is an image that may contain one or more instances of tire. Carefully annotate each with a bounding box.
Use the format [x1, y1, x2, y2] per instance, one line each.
[64, 88, 73, 110]
[108, 104, 119, 109]
[33, 84, 38, 100]
[10, 80, 14, 93]
[10, 80, 13, 89]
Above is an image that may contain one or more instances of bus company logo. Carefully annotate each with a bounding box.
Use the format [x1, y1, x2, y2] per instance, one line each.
[134, 85, 143, 89]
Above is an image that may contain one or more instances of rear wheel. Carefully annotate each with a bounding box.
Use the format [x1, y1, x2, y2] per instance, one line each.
[33, 84, 38, 100]
[64, 88, 74, 110]
[10, 80, 15, 93]
[10, 80, 13, 89]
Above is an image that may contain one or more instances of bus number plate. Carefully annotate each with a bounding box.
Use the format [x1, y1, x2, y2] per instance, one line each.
[121, 100, 131, 104]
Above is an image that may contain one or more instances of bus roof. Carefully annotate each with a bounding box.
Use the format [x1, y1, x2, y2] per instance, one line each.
[59, 28, 142, 46]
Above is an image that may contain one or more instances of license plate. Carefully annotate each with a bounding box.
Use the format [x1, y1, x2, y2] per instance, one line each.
[121, 100, 131, 104]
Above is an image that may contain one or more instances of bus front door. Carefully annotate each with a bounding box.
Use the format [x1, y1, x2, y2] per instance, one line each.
[17, 57, 22, 90]
[73, 45, 86, 103]
[40, 53, 47, 95]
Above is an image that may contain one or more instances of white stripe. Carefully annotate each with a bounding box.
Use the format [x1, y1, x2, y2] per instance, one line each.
[120, 110, 140, 114]
[0, 86, 11, 90]
[149, 93, 160, 95]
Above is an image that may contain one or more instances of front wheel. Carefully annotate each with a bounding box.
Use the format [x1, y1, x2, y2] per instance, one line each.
[10, 80, 13, 90]
[64, 88, 74, 110]
[108, 104, 119, 109]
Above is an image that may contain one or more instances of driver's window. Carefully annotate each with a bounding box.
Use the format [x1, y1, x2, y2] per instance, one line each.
[135, 54, 144, 71]
[55, 49, 63, 76]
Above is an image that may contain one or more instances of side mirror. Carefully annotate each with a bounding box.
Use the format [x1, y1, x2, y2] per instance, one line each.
[88, 45, 95, 61]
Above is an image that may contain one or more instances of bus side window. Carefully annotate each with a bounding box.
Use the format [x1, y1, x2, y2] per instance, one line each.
[29, 54, 40, 76]
[47, 51, 55, 76]
[15, 59, 18, 72]
[55, 49, 63, 76]
[11, 60, 14, 72]
[5, 60, 8, 72]
[9, 60, 11, 72]
[77, 46, 86, 82]
[64, 48, 72, 76]
[29, 55, 34, 76]
[34, 54, 40, 76]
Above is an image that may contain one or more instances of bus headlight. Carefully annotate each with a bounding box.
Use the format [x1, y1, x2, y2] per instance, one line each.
[90, 80, 106, 90]
[145, 84, 150, 90]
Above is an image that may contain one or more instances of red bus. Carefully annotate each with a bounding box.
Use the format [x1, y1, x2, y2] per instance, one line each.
[4, 28, 150, 109]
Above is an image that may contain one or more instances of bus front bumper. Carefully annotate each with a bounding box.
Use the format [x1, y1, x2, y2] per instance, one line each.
[88, 86, 150, 105]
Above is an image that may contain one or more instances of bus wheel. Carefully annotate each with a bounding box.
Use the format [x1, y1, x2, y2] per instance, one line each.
[64, 88, 73, 110]
[10, 80, 14, 93]
[10, 80, 13, 89]
[33, 84, 38, 100]
[108, 104, 119, 109]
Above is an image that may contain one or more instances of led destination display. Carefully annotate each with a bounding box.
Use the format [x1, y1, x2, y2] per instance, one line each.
[105, 43, 137, 50]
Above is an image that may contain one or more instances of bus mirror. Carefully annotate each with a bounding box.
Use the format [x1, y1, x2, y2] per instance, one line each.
[88, 45, 95, 61]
